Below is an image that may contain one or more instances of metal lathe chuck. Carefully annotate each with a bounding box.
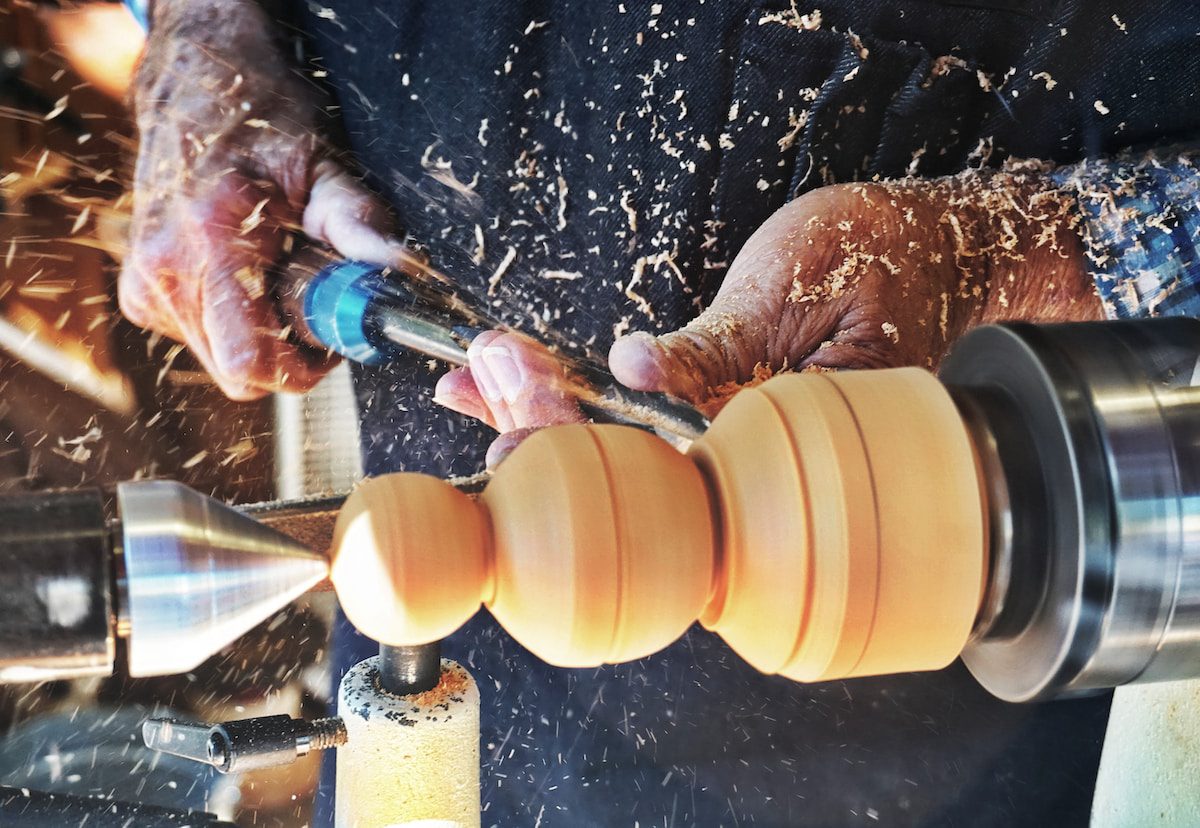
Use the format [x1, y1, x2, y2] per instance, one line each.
[949, 318, 1200, 700]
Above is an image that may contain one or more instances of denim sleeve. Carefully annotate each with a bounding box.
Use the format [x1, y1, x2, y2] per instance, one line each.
[1049, 148, 1200, 319]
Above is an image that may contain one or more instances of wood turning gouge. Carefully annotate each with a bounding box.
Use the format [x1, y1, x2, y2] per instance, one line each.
[276, 252, 710, 451]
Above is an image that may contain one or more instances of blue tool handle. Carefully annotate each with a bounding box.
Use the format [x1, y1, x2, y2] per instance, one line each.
[301, 260, 389, 364]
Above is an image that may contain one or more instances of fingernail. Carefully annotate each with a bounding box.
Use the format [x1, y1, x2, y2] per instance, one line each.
[481, 345, 524, 404]
[610, 331, 670, 390]
[471, 356, 504, 403]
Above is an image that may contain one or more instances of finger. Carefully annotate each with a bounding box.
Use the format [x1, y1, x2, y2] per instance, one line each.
[118, 231, 192, 343]
[198, 244, 307, 399]
[486, 428, 540, 470]
[474, 334, 586, 431]
[609, 206, 842, 403]
[116, 268, 152, 330]
[608, 262, 788, 403]
[465, 330, 516, 431]
[433, 367, 498, 429]
[303, 159, 410, 267]
[608, 321, 757, 405]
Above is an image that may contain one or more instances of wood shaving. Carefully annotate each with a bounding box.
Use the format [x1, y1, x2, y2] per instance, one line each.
[556, 175, 569, 231]
[846, 30, 869, 61]
[778, 107, 810, 151]
[620, 191, 638, 233]
[70, 206, 91, 236]
[181, 450, 209, 470]
[472, 224, 485, 265]
[233, 265, 266, 300]
[758, 3, 822, 31]
[240, 198, 269, 235]
[488, 247, 517, 296]
[1032, 71, 1057, 91]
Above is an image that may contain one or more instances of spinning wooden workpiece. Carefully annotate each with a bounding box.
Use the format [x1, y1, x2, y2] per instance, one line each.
[332, 367, 987, 682]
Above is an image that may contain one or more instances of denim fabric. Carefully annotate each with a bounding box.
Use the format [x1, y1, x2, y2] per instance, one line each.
[1052, 148, 1200, 319]
[297, 2, 1200, 824]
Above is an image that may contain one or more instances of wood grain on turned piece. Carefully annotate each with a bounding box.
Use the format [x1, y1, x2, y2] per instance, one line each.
[483, 424, 714, 666]
[690, 373, 878, 680]
[330, 425, 714, 666]
[331, 474, 489, 646]
[331, 368, 987, 682]
[693, 369, 986, 681]
[822, 369, 987, 678]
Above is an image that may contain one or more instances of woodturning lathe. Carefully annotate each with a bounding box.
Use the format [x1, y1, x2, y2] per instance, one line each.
[332, 317, 1200, 701]
[5, 318, 1200, 823]
[1, 318, 1197, 698]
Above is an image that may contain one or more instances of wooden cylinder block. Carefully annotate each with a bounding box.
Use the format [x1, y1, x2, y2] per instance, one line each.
[691, 368, 985, 681]
[331, 367, 987, 683]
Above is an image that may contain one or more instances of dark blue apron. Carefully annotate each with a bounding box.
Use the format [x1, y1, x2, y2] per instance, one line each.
[302, 2, 1200, 823]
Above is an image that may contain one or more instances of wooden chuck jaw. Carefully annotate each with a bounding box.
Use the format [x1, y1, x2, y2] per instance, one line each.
[331, 367, 988, 683]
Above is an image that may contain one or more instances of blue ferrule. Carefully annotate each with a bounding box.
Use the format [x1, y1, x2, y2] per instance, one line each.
[304, 261, 386, 365]
[123, 0, 152, 32]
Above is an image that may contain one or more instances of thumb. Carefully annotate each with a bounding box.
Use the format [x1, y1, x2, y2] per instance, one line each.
[303, 159, 410, 268]
[608, 301, 776, 405]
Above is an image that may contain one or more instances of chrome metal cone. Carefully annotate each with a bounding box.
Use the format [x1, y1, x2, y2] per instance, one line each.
[117, 480, 329, 677]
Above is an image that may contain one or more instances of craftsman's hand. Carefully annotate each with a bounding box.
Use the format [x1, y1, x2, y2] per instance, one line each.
[609, 169, 1103, 412]
[120, 0, 408, 399]
[436, 169, 1104, 465]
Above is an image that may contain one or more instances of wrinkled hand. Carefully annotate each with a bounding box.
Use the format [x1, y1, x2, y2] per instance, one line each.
[120, 0, 407, 399]
[437, 169, 1104, 465]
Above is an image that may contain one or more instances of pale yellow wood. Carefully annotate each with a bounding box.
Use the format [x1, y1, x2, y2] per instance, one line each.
[330, 474, 489, 646]
[331, 369, 987, 683]
[482, 424, 715, 666]
[824, 369, 986, 678]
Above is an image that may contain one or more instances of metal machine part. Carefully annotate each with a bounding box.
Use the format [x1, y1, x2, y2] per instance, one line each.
[379, 642, 442, 695]
[142, 714, 347, 774]
[116, 481, 328, 678]
[0, 786, 238, 828]
[0, 489, 113, 681]
[0, 707, 239, 819]
[947, 319, 1200, 701]
[140, 645, 443, 774]
[0, 480, 328, 683]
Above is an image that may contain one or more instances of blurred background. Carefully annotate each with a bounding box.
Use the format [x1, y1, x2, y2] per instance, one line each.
[0, 2, 357, 823]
